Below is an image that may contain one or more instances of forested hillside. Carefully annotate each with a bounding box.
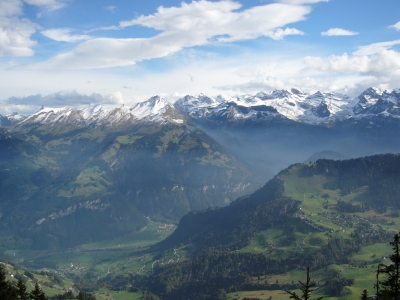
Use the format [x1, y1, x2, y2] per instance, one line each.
[134, 154, 400, 299]
[0, 122, 259, 250]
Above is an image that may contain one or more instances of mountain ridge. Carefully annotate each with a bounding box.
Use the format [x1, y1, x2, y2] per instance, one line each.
[2, 87, 400, 128]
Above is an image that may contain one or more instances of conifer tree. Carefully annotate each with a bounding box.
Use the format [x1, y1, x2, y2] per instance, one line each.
[360, 289, 368, 300]
[0, 264, 17, 300]
[30, 282, 48, 300]
[16, 277, 29, 300]
[287, 267, 323, 300]
[377, 233, 400, 300]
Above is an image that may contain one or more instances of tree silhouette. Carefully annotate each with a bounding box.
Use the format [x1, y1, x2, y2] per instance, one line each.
[287, 267, 323, 300]
[16, 277, 29, 300]
[30, 282, 48, 300]
[377, 233, 400, 300]
[360, 289, 368, 300]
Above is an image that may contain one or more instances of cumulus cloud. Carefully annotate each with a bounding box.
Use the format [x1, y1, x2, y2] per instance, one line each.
[389, 21, 400, 31]
[5, 90, 124, 108]
[220, 37, 400, 96]
[0, 0, 23, 17]
[41, 28, 92, 42]
[23, 0, 310, 69]
[0, 0, 37, 57]
[0, 0, 67, 57]
[0, 17, 40, 56]
[321, 28, 358, 36]
[304, 38, 400, 76]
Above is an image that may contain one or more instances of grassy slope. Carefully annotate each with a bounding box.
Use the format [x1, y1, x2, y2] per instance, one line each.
[232, 163, 397, 300]
[1, 260, 75, 297]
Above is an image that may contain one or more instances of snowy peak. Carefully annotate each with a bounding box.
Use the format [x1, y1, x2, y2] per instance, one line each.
[19, 96, 185, 127]
[353, 88, 400, 117]
[5, 87, 400, 128]
[175, 94, 219, 111]
[353, 87, 383, 114]
[173, 87, 400, 126]
[131, 95, 168, 117]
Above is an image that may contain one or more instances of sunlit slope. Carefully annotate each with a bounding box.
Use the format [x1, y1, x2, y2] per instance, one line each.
[142, 154, 400, 299]
[0, 258, 75, 297]
[160, 153, 400, 251]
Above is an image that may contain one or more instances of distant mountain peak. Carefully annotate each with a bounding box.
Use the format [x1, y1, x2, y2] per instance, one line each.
[3, 87, 400, 128]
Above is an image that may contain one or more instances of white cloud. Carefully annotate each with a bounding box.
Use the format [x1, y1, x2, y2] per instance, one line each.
[305, 50, 400, 76]
[0, 0, 67, 57]
[354, 39, 400, 56]
[321, 28, 358, 36]
[41, 28, 92, 42]
[119, 1, 308, 42]
[389, 21, 400, 31]
[303, 47, 400, 98]
[23, 0, 310, 69]
[268, 27, 304, 40]
[0, 0, 23, 17]
[0, 17, 40, 56]
[304, 53, 370, 74]
[24, 0, 67, 12]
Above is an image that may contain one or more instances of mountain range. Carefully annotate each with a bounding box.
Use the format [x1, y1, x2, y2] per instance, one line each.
[2, 87, 400, 127]
[1, 87, 400, 250]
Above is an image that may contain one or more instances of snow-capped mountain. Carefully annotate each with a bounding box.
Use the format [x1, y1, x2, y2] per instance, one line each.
[17, 95, 186, 127]
[174, 87, 400, 126]
[175, 88, 355, 125]
[2, 87, 400, 128]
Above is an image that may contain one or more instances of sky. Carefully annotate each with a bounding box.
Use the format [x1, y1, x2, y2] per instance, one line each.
[0, 0, 399, 115]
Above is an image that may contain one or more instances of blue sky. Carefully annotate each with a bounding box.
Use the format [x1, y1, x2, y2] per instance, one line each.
[0, 0, 399, 114]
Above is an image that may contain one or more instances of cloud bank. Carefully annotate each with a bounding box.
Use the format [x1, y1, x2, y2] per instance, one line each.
[22, 0, 311, 70]
[5, 90, 124, 108]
